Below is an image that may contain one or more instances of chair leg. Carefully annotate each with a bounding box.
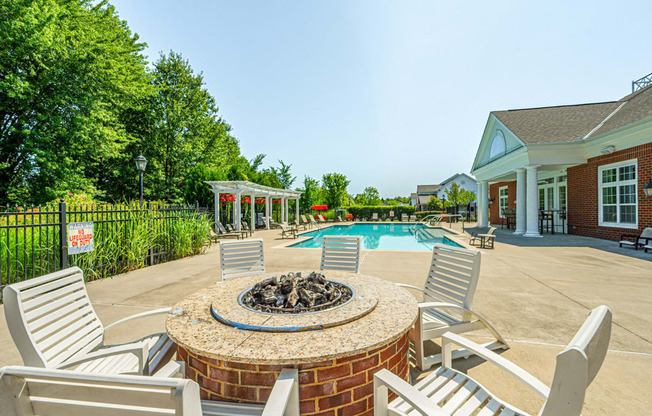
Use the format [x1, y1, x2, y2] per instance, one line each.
[412, 318, 425, 371]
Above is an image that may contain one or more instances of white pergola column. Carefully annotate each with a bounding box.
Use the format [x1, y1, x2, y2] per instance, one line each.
[214, 192, 219, 230]
[235, 190, 242, 231]
[295, 198, 299, 224]
[250, 194, 255, 233]
[284, 197, 289, 224]
[265, 196, 270, 229]
[524, 165, 542, 237]
[231, 193, 237, 227]
[514, 168, 527, 235]
[477, 181, 489, 227]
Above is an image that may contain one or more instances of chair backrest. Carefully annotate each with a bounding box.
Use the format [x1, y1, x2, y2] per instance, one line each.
[402, 214, 408, 221]
[540, 306, 612, 416]
[301, 215, 308, 223]
[0, 366, 201, 416]
[320, 236, 362, 273]
[640, 227, 652, 239]
[372, 213, 378, 220]
[423, 244, 481, 319]
[219, 238, 265, 281]
[2, 267, 105, 369]
[487, 226, 497, 235]
[216, 221, 229, 234]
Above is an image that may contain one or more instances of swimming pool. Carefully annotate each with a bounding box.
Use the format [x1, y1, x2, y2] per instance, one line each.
[288, 223, 462, 251]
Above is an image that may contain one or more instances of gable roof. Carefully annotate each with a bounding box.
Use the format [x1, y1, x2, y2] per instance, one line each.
[491, 84, 652, 144]
[439, 173, 476, 186]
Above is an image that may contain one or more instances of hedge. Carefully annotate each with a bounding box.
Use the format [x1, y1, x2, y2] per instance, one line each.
[347, 205, 415, 220]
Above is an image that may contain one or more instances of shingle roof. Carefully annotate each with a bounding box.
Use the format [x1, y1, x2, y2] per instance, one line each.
[416, 185, 441, 194]
[491, 84, 652, 144]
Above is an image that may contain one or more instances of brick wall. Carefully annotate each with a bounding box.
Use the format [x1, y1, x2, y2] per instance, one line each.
[179, 332, 410, 416]
[489, 181, 516, 226]
[567, 142, 652, 241]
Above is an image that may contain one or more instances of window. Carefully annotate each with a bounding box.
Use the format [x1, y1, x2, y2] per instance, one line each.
[598, 159, 637, 228]
[498, 186, 508, 218]
[539, 188, 545, 210]
[489, 131, 506, 159]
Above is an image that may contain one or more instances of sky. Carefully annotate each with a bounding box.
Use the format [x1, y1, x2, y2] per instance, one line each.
[109, 0, 652, 198]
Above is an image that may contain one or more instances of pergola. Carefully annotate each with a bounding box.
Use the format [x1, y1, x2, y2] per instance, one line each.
[205, 181, 302, 233]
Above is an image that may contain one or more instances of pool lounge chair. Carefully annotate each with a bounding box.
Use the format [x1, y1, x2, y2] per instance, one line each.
[301, 214, 312, 228]
[469, 226, 496, 247]
[295, 218, 307, 230]
[395, 244, 508, 370]
[0, 364, 300, 416]
[280, 222, 298, 239]
[3, 267, 175, 376]
[409, 215, 417, 222]
[225, 223, 248, 239]
[372, 212, 379, 221]
[401, 213, 408, 222]
[374, 305, 612, 416]
[619, 227, 652, 250]
[215, 221, 241, 239]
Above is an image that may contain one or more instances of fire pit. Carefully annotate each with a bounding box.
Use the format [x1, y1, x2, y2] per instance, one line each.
[166, 271, 417, 416]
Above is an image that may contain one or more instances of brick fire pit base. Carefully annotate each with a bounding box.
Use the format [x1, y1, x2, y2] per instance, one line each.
[180, 332, 409, 416]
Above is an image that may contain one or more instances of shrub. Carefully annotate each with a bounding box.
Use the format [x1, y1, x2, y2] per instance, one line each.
[347, 205, 415, 220]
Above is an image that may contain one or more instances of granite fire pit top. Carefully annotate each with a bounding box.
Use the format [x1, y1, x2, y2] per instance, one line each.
[166, 271, 418, 364]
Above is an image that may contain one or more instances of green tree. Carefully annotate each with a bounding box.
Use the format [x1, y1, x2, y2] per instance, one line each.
[322, 173, 350, 209]
[145, 51, 237, 202]
[444, 182, 476, 214]
[427, 195, 444, 211]
[358, 187, 381, 206]
[0, 0, 152, 203]
[276, 160, 296, 189]
[298, 176, 320, 213]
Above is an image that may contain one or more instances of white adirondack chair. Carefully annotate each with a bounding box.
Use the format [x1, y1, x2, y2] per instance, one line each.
[219, 238, 266, 281]
[396, 244, 508, 370]
[374, 305, 612, 416]
[320, 236, 362, 273]
[2, 267, 174, 376]
[0, 364, 300, 416]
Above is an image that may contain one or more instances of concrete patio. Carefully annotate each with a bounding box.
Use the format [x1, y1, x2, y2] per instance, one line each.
[1, 223, 650, 415]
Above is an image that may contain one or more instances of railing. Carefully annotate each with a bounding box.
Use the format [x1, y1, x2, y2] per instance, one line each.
[0, 202, 206, 300]
[633, 72, 652, 93]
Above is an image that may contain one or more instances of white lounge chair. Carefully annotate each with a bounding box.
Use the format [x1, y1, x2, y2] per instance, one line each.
[469, 226, 496, 247]
[396, 244, 508, 370]
[320, 236, 362, 273]
[409, 215, 417, 222]
[301, 214, 311, 229]
[219, 238, 265, 281]
[372, 212, 379, 221]
[280, 222, 298, 239]
[2, 267, 174, 376]
[0, 364, 300, 416]
[401, 213, 408, 222]
[374, 305, 612, 416]
[619, 227, 652, 250]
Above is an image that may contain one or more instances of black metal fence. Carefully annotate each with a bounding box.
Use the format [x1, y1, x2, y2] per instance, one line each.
[0, 202, 208, 300]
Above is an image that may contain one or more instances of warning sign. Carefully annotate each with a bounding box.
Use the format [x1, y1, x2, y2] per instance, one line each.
[68, 222, 94, 254]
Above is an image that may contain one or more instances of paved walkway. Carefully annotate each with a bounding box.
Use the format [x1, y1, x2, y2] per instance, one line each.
[0, 222, 649, 415]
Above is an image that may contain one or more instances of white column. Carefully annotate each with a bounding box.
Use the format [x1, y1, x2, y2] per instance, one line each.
[250, 194, 255, 233]
[478, 181, 489, 227]
[295, 198, 300, 225]
[214, 192, 219, 231]
[231, 193, 237, 227]
[514, 168, 527, 235]
[235, 191, 242, 231]
[285, 198, 289, 223]
[265, 196, 270, 229]
[524, 165, 542, 237]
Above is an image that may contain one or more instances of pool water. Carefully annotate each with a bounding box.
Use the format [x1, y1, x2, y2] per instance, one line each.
[289, 223, 462, 251]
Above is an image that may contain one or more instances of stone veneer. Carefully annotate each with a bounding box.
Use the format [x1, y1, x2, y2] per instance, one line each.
[179, 332, 409, 416]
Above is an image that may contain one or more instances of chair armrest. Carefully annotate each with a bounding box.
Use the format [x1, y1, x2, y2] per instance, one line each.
[619, 234, 638, 240]
[152, 360, 185, 378]
[104, 307, 172, 331]
[373, 369, 447, 416]
[417, 301, 465, 312]
[441, 332, 549, 399]
[394, 283, 425, 293]
[58, 342, 148, 373]
[262, 368, 299, 416]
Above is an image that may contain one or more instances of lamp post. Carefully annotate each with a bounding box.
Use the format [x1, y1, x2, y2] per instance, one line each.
[134, 155, 147, 205]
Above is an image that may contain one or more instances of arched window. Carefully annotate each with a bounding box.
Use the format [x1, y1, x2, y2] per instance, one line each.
[489, 131, 506, 159]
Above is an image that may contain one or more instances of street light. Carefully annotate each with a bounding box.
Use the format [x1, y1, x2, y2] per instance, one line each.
[134, 155, 147, 205]
[644, 177, 652, 197]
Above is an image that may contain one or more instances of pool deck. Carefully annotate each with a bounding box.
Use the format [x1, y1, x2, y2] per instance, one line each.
[0, 221, 650, 415]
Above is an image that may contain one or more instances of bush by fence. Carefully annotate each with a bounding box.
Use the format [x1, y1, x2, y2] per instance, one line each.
[347, 205, 416, 220]
[0, 202, 211, 297]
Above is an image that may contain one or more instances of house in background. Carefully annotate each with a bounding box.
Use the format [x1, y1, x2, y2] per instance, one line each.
[411, 174, 478, 212]
[470, 74, 652, 241]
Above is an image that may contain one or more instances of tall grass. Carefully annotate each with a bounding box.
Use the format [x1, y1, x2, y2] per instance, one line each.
[0, 204, 212, 287]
